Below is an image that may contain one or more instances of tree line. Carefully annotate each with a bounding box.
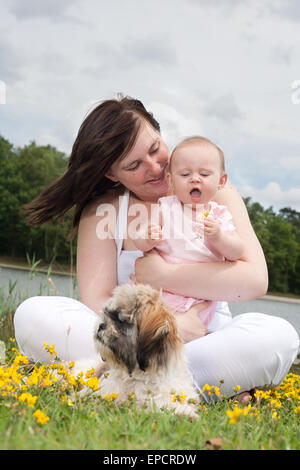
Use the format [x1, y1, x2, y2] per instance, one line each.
[0, 135, 73, 267]
[0, 135, 299, 295]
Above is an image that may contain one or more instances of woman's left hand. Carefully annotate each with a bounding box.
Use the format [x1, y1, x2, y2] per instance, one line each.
[133, 250, 167, 287]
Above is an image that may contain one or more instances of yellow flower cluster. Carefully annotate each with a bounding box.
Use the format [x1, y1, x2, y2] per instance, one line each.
[18, 392, 38, 408]
[85, 376, 100, 392]
[172, 392, 187, 403]
[33, 409, 50, 425]
[42, 342, 58, 359]
[1, 339, 299, 430]
[0, 341, 104, 426]
[201, 209, 210, 219]
[102, 392, 119, 403]
[227, 405, 251, 424]
[201, 384, 221, 397]
[226, 372, 300, 424]
[61, 394, 74, 406]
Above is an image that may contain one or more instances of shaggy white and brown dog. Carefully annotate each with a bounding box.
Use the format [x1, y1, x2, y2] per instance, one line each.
[84, 283, 200, 417]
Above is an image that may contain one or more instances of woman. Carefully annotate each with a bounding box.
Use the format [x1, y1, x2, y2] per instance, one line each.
[14, 96, 299, 403]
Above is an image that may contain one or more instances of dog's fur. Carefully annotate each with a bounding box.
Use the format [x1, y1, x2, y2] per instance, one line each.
[84, 283, 200, 417]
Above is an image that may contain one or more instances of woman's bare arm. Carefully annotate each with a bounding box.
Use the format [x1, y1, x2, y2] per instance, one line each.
[134, 183, 268, 302]
[76, 195, 118, 315]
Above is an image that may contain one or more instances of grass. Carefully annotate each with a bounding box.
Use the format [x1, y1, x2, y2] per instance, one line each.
[0, 274, 299, 451]
[1, 344, 299, 451]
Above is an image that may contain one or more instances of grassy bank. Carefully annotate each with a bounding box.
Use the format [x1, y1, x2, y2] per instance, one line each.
[0, 255, 73, 276]
[0, 340, 299, 451]
[0, 303, 299, 450]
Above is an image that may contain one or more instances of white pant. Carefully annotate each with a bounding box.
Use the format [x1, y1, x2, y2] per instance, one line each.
[14, 295, 299, 402]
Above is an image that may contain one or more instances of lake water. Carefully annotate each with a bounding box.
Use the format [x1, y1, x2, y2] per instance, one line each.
[229, 297, 300, 335]
[0, 265, 77, 300]
[1, 265, 299, 335]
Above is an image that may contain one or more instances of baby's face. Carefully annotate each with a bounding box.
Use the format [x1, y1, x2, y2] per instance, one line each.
[168, 142, 226, 207]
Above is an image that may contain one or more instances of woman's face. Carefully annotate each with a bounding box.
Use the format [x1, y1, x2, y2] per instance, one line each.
[106, 120, 170, 202]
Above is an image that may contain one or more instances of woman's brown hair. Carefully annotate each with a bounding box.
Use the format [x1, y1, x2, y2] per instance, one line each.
[22, 95, 160, 237]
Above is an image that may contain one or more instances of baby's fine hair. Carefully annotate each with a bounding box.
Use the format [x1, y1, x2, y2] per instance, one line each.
[171, 136, 225, 173]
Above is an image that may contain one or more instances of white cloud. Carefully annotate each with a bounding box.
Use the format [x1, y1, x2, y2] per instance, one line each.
[279, 156, 300, 170]
[148, 102, 205, 150]
[202, 93, 245, 123]
[239, 182, 300, 211]
[10, 0, 77, 21]
[0, 0, 299, 211]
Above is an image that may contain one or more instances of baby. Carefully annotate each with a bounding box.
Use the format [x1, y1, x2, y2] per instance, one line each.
[133, 136, 244, 338]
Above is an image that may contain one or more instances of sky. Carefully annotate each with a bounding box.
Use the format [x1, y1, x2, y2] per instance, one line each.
[0, 0, 300, 212]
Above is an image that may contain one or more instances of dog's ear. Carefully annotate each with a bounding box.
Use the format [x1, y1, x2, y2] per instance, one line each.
[136, 303, 176, 372]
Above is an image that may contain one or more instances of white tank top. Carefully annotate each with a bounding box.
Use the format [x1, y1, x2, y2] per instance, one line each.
[114, 189, 232, 318]
[115, 189, 143, 286]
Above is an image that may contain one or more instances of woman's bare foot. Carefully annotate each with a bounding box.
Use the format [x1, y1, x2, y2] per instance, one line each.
[232, 388, 259, 404]
[234, 391, 252, 404]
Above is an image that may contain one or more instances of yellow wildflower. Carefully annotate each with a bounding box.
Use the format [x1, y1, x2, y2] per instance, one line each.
[61, 394, 74, 406]
[41, 374, 54, 387]
[85, 368, 95, 379]
[172, 392, 187, 403]
[18, 393, 38, 409]
[201, 384, 212, 392]
[42, 342, 58, 359]
[103, 392, 119, 403]
[33, 409, 50, 425]
[201, 384, 221, 397]
[85, 376, 100, 391]
[109, 392, 119, 400]
[201, 209, 210, 219]
[12, 353, 29, 368]
[226, 405, 249, 424]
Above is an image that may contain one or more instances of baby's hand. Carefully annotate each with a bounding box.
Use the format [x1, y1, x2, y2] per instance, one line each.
[134, 223, 164, 252]
[204, 217, 221, 241]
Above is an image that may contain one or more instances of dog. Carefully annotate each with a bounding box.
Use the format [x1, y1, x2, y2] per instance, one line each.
[87, 283, 200, 417]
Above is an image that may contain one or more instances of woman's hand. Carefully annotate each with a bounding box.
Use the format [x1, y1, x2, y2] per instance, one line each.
[133, 250, 169, 287]
[174, 302, 210, 343]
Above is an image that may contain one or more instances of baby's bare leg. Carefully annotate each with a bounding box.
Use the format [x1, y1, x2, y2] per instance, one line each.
[175, 302, 211, 343]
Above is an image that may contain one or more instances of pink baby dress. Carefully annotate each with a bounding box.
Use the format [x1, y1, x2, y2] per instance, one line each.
[155, 195, 236, 326]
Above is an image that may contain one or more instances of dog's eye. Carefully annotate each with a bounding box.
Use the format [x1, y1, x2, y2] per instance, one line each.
[109, 308, 127, 324]
[98, 322, 106, 331]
